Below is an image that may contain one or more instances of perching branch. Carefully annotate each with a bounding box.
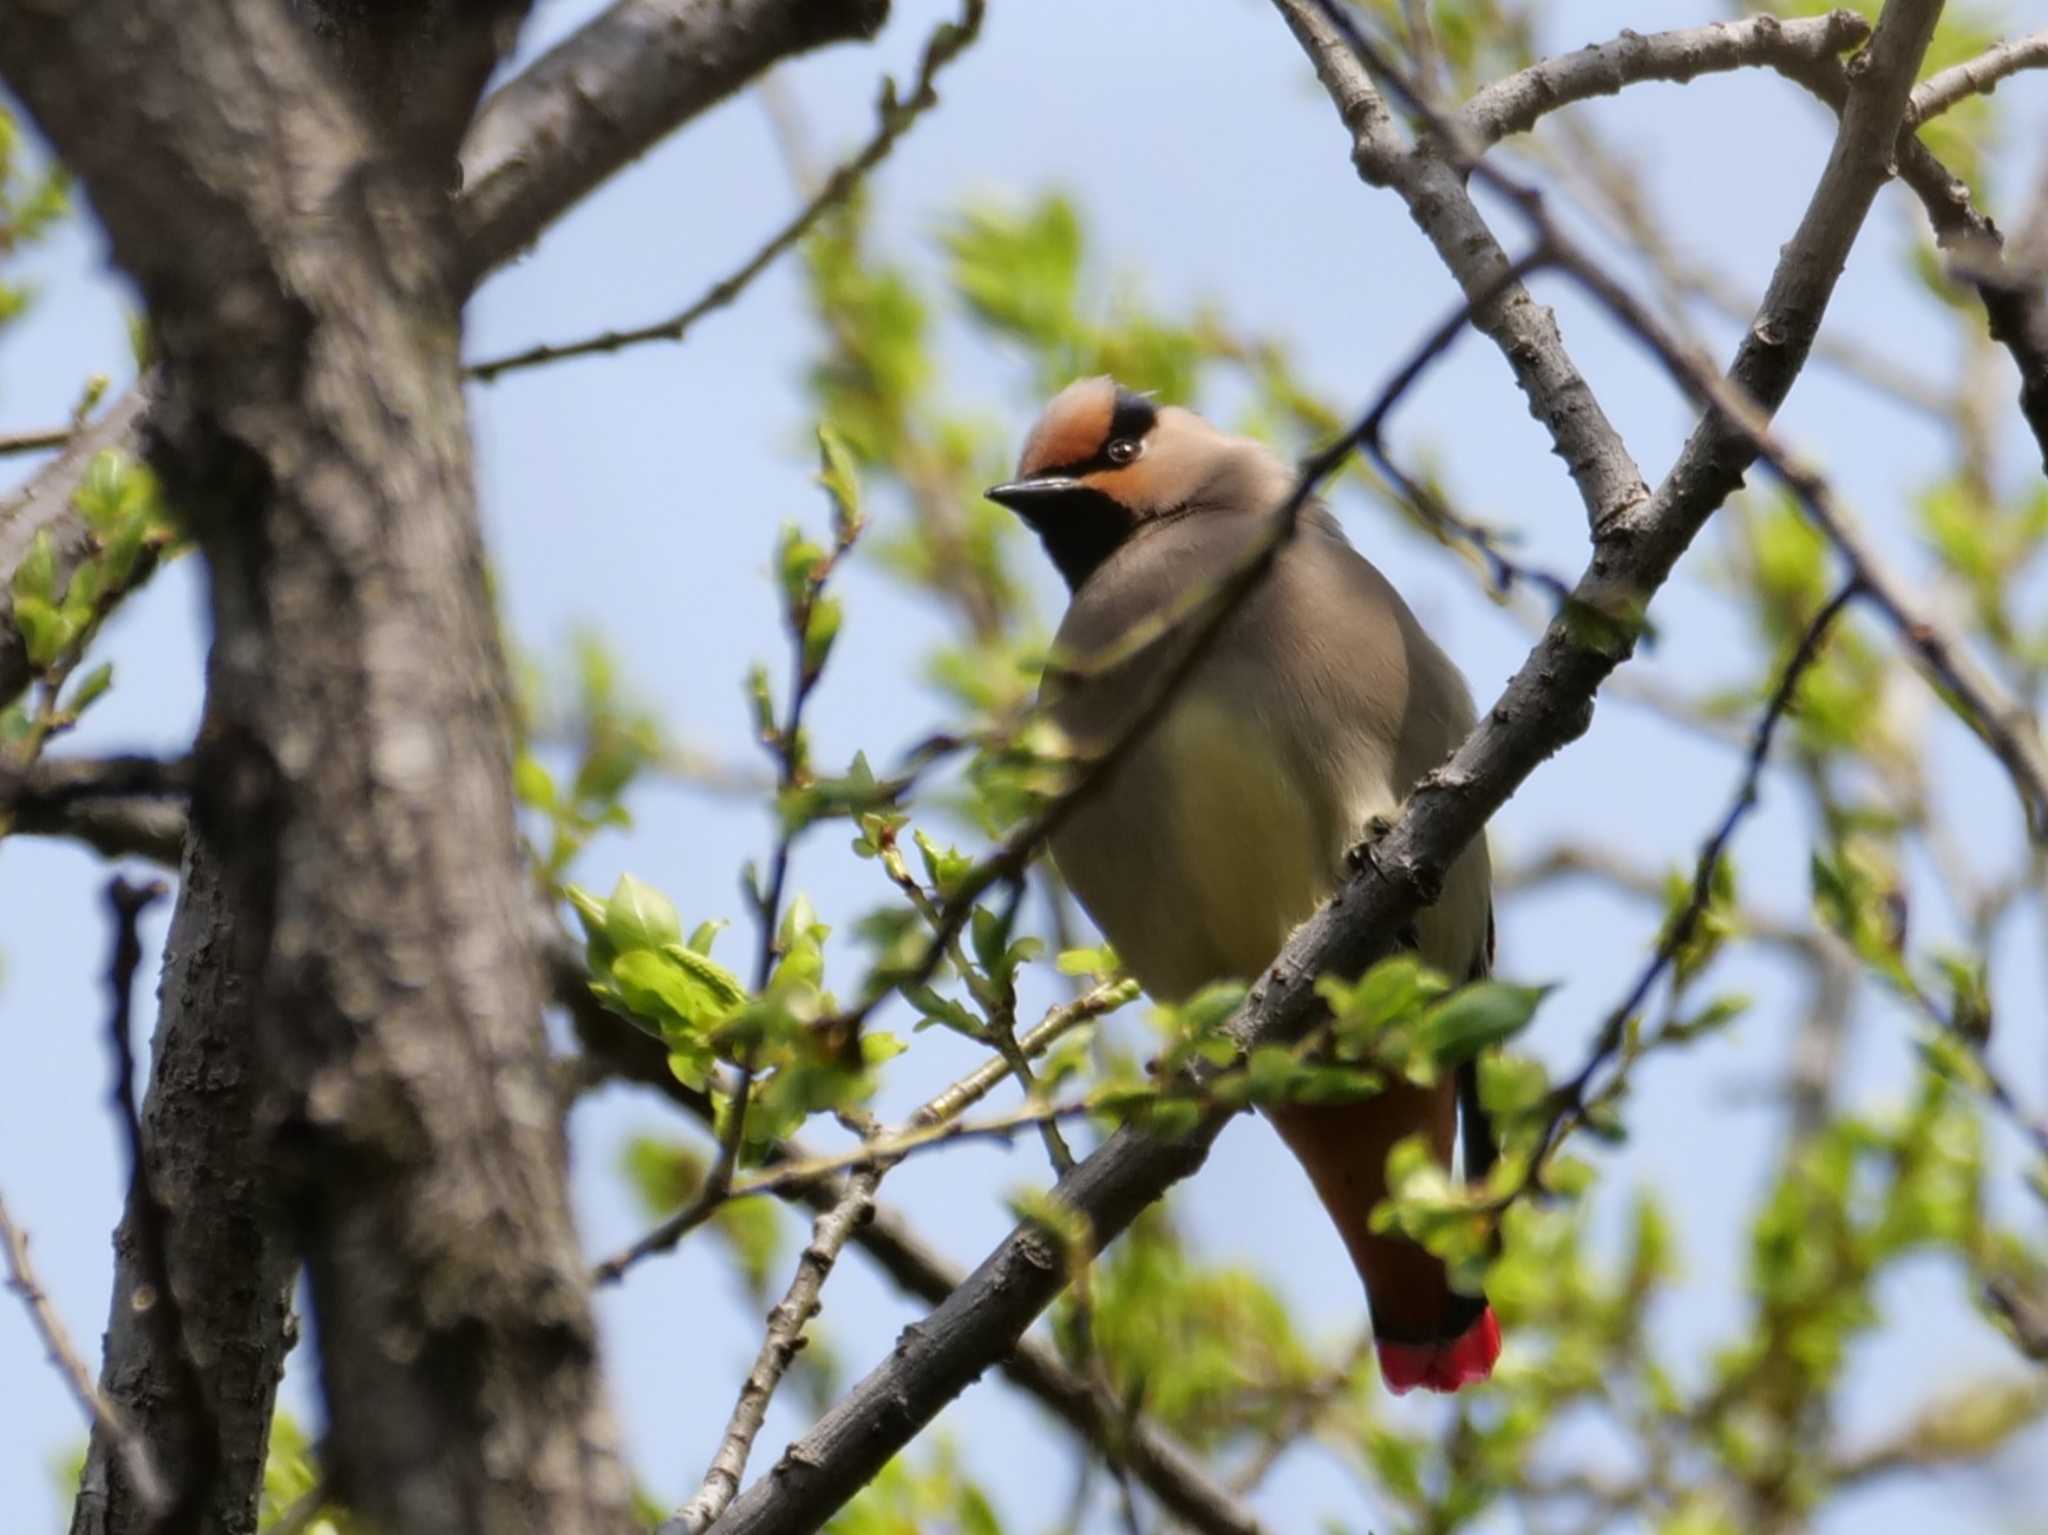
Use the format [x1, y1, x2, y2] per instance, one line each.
[466, 0, 984, 381]
[697, 6, 1944, 1530]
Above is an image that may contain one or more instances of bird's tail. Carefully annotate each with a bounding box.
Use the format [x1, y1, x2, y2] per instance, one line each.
[1266, 1067, 1502, 1395]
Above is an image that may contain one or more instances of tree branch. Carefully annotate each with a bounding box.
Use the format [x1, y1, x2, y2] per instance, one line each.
[1458, 11, 1875, 147]
[1515, 582, 1859, 1198]
[670, 1172, 879, 1533]
[556, 935, 1264, 1535]
[0, 1188, 167, 1517]
[696, 5, 1945, 1528]
[1, 754, 193, 865]
[0, 385, 153, 707]
[467, 0, 981, 381]
[0, 424, 76, 457]
[1273, 0, 1648, 531]
[1909, 28, 2048, 122]
[99, 875, 216, 1530]
[454, 0, 890, 286]
[68, 806, 300, 1535]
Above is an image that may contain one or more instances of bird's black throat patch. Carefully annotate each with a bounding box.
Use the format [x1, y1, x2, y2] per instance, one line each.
[1014, 483, 1140, 591]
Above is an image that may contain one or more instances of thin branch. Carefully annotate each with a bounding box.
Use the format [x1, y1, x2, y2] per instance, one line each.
[465, 0, 984, 381]
[595, 1097, 1103, 1284]
[671, 1170, 879, 1533]
[0, 424, 74, 457]
[0, 1188, 167, 1514]
[1272, 0, 1648, 532]
[1909, 28, 2048, 122]
[1552, 218, 2048, 841]
[1458, 12, 1875, 148]
[1499, 840, 1828, 960]
[559, 943, 1261, 1535]
[2, 754, 193, 865]
[1517, 582, 1860, 1196]
[102, 875, 218, 1533]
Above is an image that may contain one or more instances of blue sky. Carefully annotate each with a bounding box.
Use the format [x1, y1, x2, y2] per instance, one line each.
[3, 1, 2044, 1529]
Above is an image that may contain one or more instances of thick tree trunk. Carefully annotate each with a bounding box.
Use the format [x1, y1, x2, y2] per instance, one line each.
[0, 5, 631, 1530]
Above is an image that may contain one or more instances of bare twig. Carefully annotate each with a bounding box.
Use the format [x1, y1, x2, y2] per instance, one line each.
[596, 1096, 1104, 1283]
[1273, 0, 1648, 531]
[1458, 12, 1875, 148]
[0, 424, 74, 457]
[0, 1188, 167, 1513]
[1517, 582, 1860, 1195]
[466, 0, 985, 381]
[1909, 28, 2048, 122]
[671, 1171, 880, 1532]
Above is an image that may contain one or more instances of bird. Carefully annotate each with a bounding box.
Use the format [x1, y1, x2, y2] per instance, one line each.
[985, 376, 1501, 1395]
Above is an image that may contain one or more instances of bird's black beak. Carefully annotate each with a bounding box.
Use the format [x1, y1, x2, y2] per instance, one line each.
[985, 476, 1082, 520]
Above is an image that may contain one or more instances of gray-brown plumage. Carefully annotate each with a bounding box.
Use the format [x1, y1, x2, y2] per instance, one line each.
[988, 377, 1501, 1393]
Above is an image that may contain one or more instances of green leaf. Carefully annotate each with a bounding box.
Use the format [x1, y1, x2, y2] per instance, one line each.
[61, 660, 113, 716]
[565, 884, 609, 945]
[815, 424, 865, 547]
[1422, 981, 1552, 1065]
[605, 872, 681, 953]
[660, 942, 749, 1012]
[10, 527, 55, 604]
[803, 592, 843, 677]
[514, 752, 558, 813]
[611, 949, 744, 1044]
[12, 595, 75, 670]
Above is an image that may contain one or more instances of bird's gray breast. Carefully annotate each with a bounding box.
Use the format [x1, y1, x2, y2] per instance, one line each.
[1041, 511, 1417, 1002]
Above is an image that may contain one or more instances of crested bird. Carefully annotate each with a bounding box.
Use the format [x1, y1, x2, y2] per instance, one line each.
[987, 376, 1501, 1394]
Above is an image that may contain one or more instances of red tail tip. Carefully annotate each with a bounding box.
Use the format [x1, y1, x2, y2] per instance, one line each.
[1375, 1305, 1501, 1395]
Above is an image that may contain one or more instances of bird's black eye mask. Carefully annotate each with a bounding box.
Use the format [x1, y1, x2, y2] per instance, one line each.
[1029, 388, 1159, 479]
[988, 389, 1162, 589]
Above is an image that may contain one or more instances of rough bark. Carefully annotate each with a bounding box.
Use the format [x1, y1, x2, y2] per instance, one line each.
[0, 3, 633, 1530]
[70, 827, 295, 1535]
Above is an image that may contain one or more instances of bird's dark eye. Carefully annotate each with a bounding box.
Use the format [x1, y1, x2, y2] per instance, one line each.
[1106, 437, 1139, 465]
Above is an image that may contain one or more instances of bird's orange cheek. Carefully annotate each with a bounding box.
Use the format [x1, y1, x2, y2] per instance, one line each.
[1080, 462, 1153, 505]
